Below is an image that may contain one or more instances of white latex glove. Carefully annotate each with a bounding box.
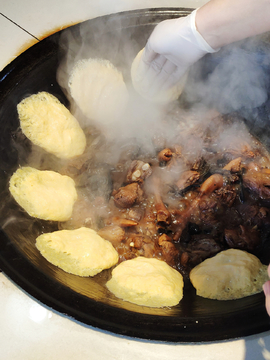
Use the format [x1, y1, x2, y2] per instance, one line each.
[131, 9, 219, 102]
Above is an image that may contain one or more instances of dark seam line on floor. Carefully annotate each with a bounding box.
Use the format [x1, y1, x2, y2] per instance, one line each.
[0, 12, 40, 41]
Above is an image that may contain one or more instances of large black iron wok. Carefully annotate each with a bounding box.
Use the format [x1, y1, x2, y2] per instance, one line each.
[1, 8, 270, 342]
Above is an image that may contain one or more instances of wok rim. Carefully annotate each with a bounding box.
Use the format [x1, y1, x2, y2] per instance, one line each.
[0, 7, 270, 343]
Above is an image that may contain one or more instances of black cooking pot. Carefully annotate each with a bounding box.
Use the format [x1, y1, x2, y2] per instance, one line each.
[0, 8, 270, 342]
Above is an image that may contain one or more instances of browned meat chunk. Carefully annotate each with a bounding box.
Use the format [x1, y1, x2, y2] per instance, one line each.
[224, 143, 256, 161]
[173, 174, 225, 241]
[98, 225, 125, 247]
[175, 170, 200, 191]
[158, 234, 179, 266]
[127, 208, 144, 222]
[126, 160, 152, 183]
[158, 148, 173, 163]
[105, 216, 138, 227]
[183, 236, 222, 267]
[223, 157, 242, 172]
[215, 187, 237, 207]
[113, 183, 144, 208]
[155, 199, 171, 226]
[243, 168, 270, 199]
[129, 234, 156, 258]
[199, 174, 224, 196]
[154, 187, 171, 226]
[224, 225, 260, 251]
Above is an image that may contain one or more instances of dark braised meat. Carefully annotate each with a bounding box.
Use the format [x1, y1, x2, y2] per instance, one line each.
[180, 235, 223, 267]
[57, 110, 270, 279]
[112, 182, 144, 208]
[158, 148, 173, 163]
[243, 167, 270, 199]
[158, 234, 179, 266]
[175, 170, 200, 192]
[153, 179, 171, 227]
[98, 225, 125, 247]
[224, 225, 260, 252]
[126, 160, 152, 183]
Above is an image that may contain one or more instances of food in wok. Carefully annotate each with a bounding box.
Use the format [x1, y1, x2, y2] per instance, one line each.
[106, 256, 184, 307]
[17, 92, 86, 159]
[68, 58, 129, 128]
[190, 248, 268, 300]
[9, 166, 77, 221]
[36, 227, 119, 277]
[8, 50, 270, 307]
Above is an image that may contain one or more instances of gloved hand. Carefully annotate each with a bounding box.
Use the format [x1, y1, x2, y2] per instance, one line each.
[131, 9, 219, 102]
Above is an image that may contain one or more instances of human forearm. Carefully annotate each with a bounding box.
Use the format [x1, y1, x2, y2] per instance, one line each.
[196, 0, 270, 49]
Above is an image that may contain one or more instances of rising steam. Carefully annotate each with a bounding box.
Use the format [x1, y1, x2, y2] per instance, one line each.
[56, 16, 270, 156]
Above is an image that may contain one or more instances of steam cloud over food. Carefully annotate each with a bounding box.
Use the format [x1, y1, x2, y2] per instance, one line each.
[184, 36, 270, 114]
[68, 58, 129, 127]
[56, 19, 270, 151]
[56, 18, 177, 142]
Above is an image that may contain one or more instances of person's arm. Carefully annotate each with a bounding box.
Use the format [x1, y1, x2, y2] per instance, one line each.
[132, 0, 270, 101]
[197, 0, 270, 49]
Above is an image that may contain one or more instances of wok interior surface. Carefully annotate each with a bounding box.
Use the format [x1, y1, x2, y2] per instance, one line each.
[0, 8, 270, 342]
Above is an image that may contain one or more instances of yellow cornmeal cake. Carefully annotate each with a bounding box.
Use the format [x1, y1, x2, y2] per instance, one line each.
[106, 256, 184, 307]
[190, 249, 269, 300]
[17, 92, 86, 159]
[36, 227, 119, 276]
[68, 58, 129, 126]
[9, 167, 77, 221]
[131, 48, 188, 103]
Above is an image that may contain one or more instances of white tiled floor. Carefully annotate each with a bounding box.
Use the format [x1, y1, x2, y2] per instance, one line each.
[1, 1, 270, 359]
